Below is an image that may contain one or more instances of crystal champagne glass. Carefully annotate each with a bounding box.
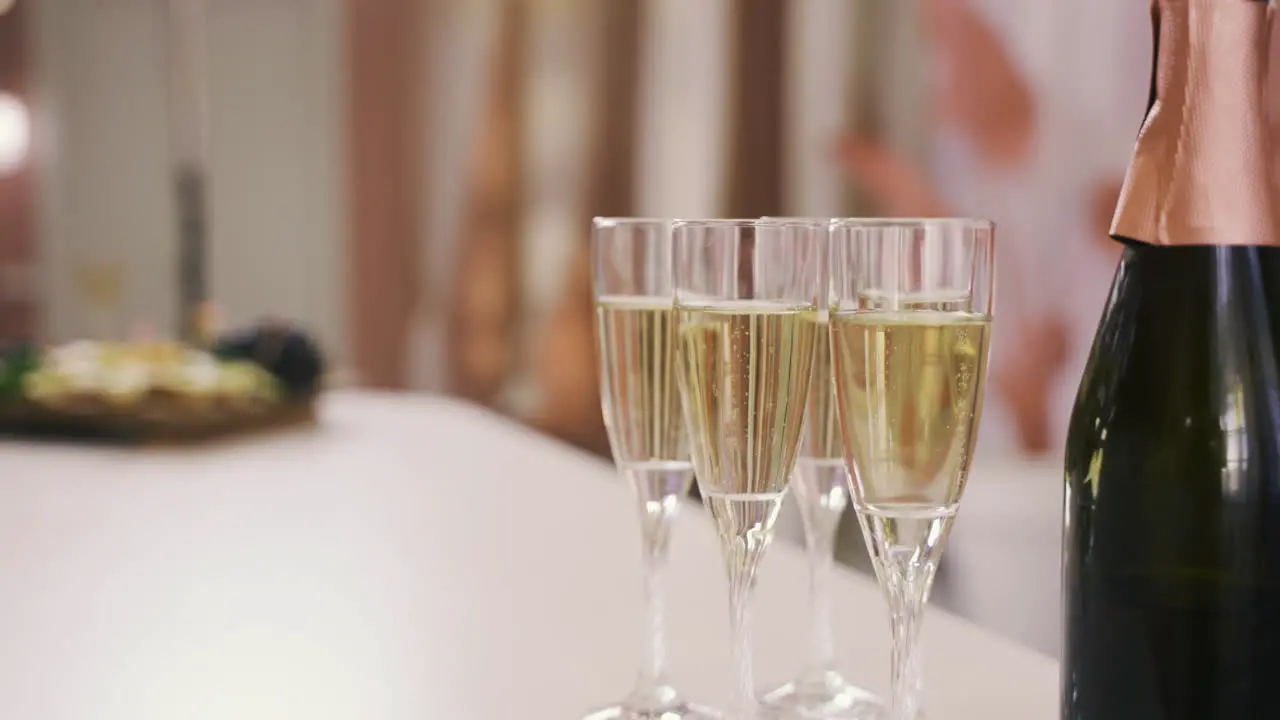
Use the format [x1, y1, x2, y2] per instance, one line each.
[828, 218, 995, 720]
[758, 219, 884, 720]
[673, 219, 824, 720]
[587, 218, 720, 720]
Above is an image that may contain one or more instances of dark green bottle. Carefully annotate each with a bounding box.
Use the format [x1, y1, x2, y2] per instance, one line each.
[1062, 1, 1280, 719]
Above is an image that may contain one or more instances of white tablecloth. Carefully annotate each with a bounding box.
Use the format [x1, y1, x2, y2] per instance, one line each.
[947, 455, 1065, 658]
[0, 392, 1057, 719]
[770, 443, 1066, 659]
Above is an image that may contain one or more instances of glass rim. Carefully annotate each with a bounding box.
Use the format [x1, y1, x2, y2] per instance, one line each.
[592, 217, 670, 229]
[672, 218, 826, 229]
[831, 217, 994, 232]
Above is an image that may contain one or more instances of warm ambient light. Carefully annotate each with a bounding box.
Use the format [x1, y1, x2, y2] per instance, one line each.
[0, 92, 31, 176]
[0, 0, 15, 17]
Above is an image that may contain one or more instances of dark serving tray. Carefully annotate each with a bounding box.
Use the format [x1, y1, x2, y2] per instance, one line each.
[0, 396, 319, 446]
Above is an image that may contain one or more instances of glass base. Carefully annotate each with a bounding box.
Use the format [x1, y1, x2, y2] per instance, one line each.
[759, 671, 885, 719]
[582, 686, 721, 720]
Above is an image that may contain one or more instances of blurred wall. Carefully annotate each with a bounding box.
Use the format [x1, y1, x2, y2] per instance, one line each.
[18, 0, 930, 453]
[31, 0, 346, 361]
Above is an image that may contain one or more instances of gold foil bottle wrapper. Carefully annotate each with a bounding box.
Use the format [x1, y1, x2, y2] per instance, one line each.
[1111, 0, 1280, 246]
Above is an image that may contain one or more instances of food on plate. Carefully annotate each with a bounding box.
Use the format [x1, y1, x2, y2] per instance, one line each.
[0, 321, 326, 443]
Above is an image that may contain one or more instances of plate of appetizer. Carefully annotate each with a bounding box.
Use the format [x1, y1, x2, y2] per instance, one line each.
[0, 321, 326, 444]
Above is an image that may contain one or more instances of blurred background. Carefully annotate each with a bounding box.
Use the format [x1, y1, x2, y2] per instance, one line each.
[0, 0, 1156, 461]
[0, 0, 1165, 658]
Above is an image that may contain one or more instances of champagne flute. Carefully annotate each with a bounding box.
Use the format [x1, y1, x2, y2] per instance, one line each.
[758, 219, 883, 720]
[673, 219, 824, 720]
[587, 218, 720, 720]
[828, 218, 995, 720]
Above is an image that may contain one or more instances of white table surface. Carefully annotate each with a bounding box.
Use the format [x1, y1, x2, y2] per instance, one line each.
[0, 391, 1058, 719]
[946, 454, 1065, 658]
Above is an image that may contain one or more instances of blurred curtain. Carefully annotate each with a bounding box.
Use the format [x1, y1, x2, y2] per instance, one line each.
[422, 0, 930, 453]
[529, 0, 641, 454]
[446, 0, 525, 408]
[725, 0, 787, 216]
[411, 0, 502, 392]
[845, 0, 930, 213]
[0, 0, 36, 344]
[346, 0, 428, 389]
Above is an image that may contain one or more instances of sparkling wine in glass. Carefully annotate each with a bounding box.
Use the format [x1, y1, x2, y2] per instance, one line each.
[829, 218, 994, 720]
[673, 219, 824, 720]
[759, 219, 884, 720]
[587, 218, 720, 720]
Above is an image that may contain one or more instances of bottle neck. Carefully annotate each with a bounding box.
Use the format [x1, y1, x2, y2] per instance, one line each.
[1111, 0, 1279, 247]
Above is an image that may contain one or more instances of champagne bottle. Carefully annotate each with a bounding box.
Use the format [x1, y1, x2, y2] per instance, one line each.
[1062, 1, 1280, 719]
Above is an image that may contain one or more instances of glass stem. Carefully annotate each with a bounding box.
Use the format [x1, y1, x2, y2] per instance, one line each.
[627, 463, 690, 709]
[637, 500, 674, 696]
[707, 488, 782, 719]
[727, 554, 759, 720]
[797, 488, 842, 677]
[885, 562, 935, 720]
